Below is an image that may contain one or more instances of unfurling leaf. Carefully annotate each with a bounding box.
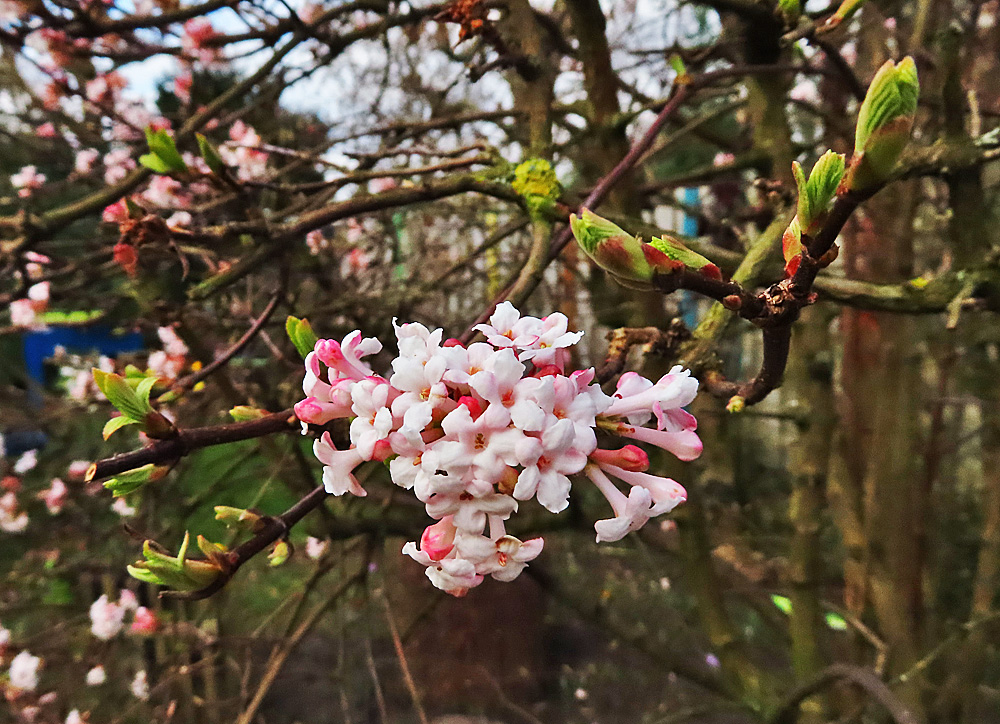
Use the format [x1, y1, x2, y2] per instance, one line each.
[793, 151, 845, 234]
[782, 217, 803, 277]
[268, 540, 290, 567]
[93, 368, 151, 421]
[229, 405, 269, 422]
[102, 415, 140, 440]
[103, 464, 166, 496]
[141, 127, 188, 175]
[570, 209, 654, 288]
[196, 133, 226, 175]
[286, 316, 319, 358]
[647, 235, 722, 279]
[127, 532, 223, 591]
[846, 57, 919, 190]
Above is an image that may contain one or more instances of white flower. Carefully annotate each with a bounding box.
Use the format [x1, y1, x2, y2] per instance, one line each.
[131, 670, 150, 700]
[89, 595, 125, 640]
[85, 665, 106, 686]
[66, 710, 85, 724]
[9, 651, 41, 691]
[305, 537, 329, 560]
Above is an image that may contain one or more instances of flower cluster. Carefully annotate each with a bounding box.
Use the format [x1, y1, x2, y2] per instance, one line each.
[296, 303, 701, 596]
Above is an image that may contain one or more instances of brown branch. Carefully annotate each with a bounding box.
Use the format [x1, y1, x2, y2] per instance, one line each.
[168, 484, 331, 601]
[86, 409, 300, 481]
[770, 664, 920, 724]
[168, 290, 283, 395]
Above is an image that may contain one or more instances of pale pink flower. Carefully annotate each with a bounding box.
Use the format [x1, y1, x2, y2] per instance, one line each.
[305, 536, 329, 560]
[131, 669, 149, 700]
[89, 595, 125, 640]
[74, 148, 100, 175]
[130, 606, 158, 634]
[38, 478, 68, 514]
[85, 666, 106, 686]
[9, 651, 41, 691]
[11, 166, 46, 197]
[313, 432, 367, 496]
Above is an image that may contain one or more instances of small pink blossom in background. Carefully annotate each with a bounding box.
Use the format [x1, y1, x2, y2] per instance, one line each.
[36, 122, 57, 138]
[166, 211, 192, 229]
[369, 177, 398, 194]
[67, 461, 91, 480]
[130, 607, 158, 635]
[14, 450, 38, 474]
[85, 665, 106, 686]
[174, 71, 193, 103]
[11, 165, 46, 198]
[118, 589, 138, 611]
[341, 247, 372, 277]
[305, 536, 329, 560]
[0, 622, 11, 647]
[9, 651, 41, 691]
[84, 71, 126, 105]
[299, 2, 323, 23]
[306, 230, 328, 256]
[89, 595, 125, 640]
[38, 478, 68, 515]
[713, 152, 735, 168]
[182, 17, 221, 65]
[221, 121, 268, 181]
[102, 148, 135, 185]
[101, 199, 128, 224]
[131, 670, 150, 700]
[65, 710, 84, 724]
[1, 492, 29, 533]
[74, 148, 100, 175]
[884, 17, 897, 30]
[112, 497, 136, 517]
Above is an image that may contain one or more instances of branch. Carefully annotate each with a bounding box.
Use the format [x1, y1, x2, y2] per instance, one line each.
[770, 664, 920, 724]
[169, 485, 331, 601]
[86, 409, 300, 481]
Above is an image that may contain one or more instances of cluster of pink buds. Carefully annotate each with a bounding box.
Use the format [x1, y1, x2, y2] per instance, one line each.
[296, 303, 701, 596]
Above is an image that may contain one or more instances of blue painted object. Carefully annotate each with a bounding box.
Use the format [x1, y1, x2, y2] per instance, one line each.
[682, 187, 699, 237]
[22, 326, 144, 386]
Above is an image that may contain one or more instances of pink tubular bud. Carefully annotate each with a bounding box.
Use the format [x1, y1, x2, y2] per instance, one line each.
[590, 445, 650, 472]
[532, 364, 562, 378]
[456, 395, 483, 420]
[420, 516, 457, 561]
[443, 338, 465, 347]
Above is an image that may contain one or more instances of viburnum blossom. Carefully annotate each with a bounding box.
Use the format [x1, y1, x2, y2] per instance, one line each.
[85, 666, 106, 686]
[89, 595, 126, 640]
[297, 302, 701, 596]
[9, 650, 41, 691]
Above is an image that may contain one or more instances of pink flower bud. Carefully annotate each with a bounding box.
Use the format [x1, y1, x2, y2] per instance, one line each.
[130, 606, 158, 634]
[590, 445, 649, 472]
[419, 516, 457, 561]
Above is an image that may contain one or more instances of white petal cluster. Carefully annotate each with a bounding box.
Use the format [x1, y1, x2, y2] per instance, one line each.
[297, 302, 703, 595]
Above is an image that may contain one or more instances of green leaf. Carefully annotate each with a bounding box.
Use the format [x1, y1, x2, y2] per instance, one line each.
[139, 153, 173, 174]
[771, 594, 793, 615]
[102, 415, 140, 440]
[825, 611, 849, 631]
[196, 133, 226, 175]
[103, 464, 162, 496]
[93, 368, 151, 420]
[128, 533, 222, 591]
[854, 57, 919, 155]
[569, 209, 654, 286]
[794, 151, 845, 233]
[648, 235, 721, 278]
[286, 316, 318, 358]
[144, 127, 188, 174]
[229, 405, 268, 422]
[134, 376, 159, 408]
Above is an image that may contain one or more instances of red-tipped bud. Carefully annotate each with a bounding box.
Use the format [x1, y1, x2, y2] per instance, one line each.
[590, 445, 650, 472]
